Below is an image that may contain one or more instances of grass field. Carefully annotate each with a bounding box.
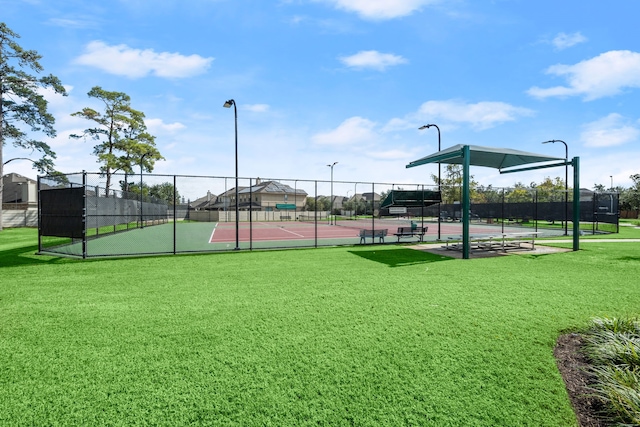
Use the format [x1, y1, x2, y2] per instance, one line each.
[1, 226, 640, 426]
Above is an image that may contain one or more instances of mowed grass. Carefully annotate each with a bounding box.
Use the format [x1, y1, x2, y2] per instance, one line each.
[1, 228, 640, 426]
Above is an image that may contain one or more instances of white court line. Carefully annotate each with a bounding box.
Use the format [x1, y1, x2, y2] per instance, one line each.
[209, 224, 218, 243]
[254, 222, 306, 238]
[276, 226, 305, 238]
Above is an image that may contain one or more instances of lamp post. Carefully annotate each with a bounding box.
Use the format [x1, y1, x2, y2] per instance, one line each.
[419, 124, 441, 240]
[3, 157, 38, 167]
[542, 139, 569, 236]
[223, 99, 240, 250]
[294, 179, 298, 220]
[327, 162, 337, 224]
[140, 152, 149, 228]
[354, 182, 359, 219]
[610, 175, 613, 191]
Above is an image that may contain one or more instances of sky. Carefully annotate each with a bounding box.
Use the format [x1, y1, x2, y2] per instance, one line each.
[3, 0, 640, 200]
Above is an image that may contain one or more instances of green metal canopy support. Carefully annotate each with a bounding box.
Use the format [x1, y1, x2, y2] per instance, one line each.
[500, 157, 580, 252]
[407, 144, 575, 259]
[462, 145, 470, 259]
[572, 156, 580, 252]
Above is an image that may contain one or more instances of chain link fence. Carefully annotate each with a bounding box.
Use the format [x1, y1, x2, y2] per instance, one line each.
[37, 172, 616, 258]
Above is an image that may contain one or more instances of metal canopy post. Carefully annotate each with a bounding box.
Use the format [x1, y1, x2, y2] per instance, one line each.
[572, 157, 580, 251]
[462, 145, 470, 259]
[407, 144, 571, 258]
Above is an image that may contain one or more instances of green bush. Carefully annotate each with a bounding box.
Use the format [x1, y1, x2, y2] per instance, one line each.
[583, 317, 640, 425]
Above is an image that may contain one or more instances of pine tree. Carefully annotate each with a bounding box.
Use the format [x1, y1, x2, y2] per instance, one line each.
[71, 86, 163, 197]
[0, 22, 67, 230]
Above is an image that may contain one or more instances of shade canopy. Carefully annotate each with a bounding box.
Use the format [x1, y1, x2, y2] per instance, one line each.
[404, 143, 579, 259]
[406, 144, 565, 171]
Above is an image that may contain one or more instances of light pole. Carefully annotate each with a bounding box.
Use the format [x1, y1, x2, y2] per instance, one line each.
[610, 175, 613, 191]
[542, 139, 569, 236]
[3, 157, 38, 167]
[327, 162, 337, 224]
[354, 182, 359, 219]
[223, 99, 240, 250]
[294, 179, 298, 220]
[140, 152, 149, 228]
[419, 124, 441, 240]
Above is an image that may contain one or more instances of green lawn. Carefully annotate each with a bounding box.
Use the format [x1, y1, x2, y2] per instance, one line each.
[1, 228, 640, 426]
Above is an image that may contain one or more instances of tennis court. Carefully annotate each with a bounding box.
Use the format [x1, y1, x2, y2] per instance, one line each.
[209, 218, 557, 245]
[39, 218, 565, 258]
[37, 171, 584, 258]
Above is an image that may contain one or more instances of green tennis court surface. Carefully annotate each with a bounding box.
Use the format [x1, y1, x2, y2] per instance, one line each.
[39, 219, 565, 258]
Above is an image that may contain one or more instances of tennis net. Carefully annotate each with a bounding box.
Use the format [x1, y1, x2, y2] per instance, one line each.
[298, 214, 423, 230]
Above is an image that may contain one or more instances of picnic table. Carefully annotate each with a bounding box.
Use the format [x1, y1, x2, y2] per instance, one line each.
[444, 232, 542, 252]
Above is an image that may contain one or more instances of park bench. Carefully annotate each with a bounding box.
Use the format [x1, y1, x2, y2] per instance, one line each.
[359, 228, 388, 244]
[394, 226, 427, 242]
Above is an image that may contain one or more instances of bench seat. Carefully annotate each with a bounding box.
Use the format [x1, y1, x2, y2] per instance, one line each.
[394, 226, 427, 242]
[359, 228, 388, 244]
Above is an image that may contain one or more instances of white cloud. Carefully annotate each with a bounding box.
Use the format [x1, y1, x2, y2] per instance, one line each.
[312, 117, 378, 145]
[551, 32, 587, 50]
[37, 84, 73, 110]
[368, 149, 412, 160]
[145, 118, 186, 133]
[48, 18, 98, 29]
[580, 113, 640, 147]
[339, 50, 408, 71]
[318, 0, 437, 20]
[243, 104, 270, 113]
[528, 50, 640, 100]
[74, 41, 213, 78]
[412, 100, 535, 130]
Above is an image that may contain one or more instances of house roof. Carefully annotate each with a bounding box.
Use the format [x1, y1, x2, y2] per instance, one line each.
[2, 172, 37, 184]
[238, 180, 307, 196]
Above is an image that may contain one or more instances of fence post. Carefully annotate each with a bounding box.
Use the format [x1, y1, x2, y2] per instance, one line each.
[37, 176, 42, 253]
[250, 178, 253, 251]
[572, 157, 580, 251]
[82, 171, 87, 259]
[173, 175, 177, 255]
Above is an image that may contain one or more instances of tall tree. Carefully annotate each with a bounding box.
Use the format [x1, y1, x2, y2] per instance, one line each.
[473, 185, 502, 204]
[71, 86, 163, 196]
[505, 182, 533, 203]
[0, 22, 66, 230]
[431, 164, 478, 204]
[149, 182, 180, 205]
[532, 176, 566, 202]
[620, 174, 640, 217]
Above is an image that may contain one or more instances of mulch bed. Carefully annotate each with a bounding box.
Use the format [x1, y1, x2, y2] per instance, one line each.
[554, 333, 610, 427]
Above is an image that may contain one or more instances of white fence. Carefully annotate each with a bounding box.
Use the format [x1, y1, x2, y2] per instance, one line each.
[1, 207, 37, 227]
[188, 210, 327, 222]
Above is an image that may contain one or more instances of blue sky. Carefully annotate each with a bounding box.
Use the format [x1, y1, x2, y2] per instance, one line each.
[3, 0, 640, 199]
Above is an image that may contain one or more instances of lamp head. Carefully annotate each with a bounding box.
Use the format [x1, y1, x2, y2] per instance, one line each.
[223, 99, 234, 108]
[418, 124, 436, 130]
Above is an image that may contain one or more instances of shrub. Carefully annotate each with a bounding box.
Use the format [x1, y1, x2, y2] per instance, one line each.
[583, 317, 640, 425]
